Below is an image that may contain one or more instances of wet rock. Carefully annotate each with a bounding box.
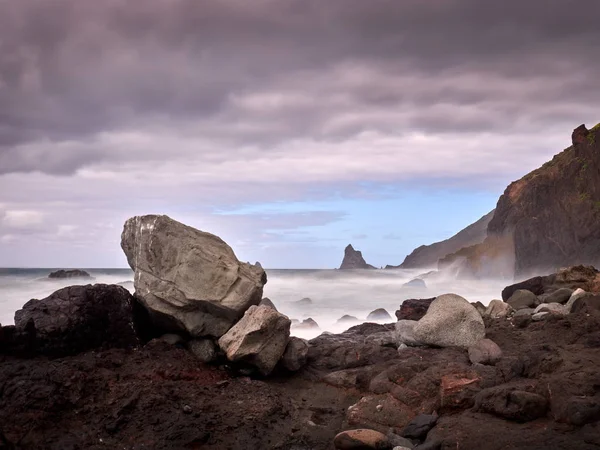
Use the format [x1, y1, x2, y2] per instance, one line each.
[218, 305, 290, 375]
[188, 339, 217, 363]
[468, 339, 502, 365]
[401, 414, 438, 440]
[48, 269, 91, 279]
[413, 294, 485, 348]
[259, 297, 277, 310]
[395, 298, 435, 321]
[367, 309, 392, 321]
[484, 300, 513, 319]
[395, 320, 420, 346]
[474, 387, 548, 422]
[121, 215, 266, 338]
[507, 290, 538, 310]
[281, 337, 309, 371]
[333, 429, 392, 449]
[12, 284, 139, 356]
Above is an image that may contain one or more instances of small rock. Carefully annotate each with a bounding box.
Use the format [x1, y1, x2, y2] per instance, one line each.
[507, 290, 538, 310]
[367, 309, 392, 321]
[532, 312, 549, 321]
[281, 337, 309, 371]
[514, 308, 535, 316]
[566, 288, 588, 311]
[386, 430, 414, 448]
[182, 405, 192, 414]
[188, 339, 217, 363]
[468, 339, 502, 365]
[333, 429, 392, 450]
[401, 414, 438, 440]
[533, 303, 567, 315]
[471, 301, 487, 317]
[159, 334, 186, 346]
[484, 300, 513, 319]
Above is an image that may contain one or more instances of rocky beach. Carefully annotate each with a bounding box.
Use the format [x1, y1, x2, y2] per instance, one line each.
[1, 214, 599, 450]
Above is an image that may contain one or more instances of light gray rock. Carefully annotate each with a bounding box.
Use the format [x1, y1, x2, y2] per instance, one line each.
[566, 288, 589, 312]
[513, 308, 535, 317]
[534, 303, 568, 315]
[507, 290, 538, 310]
[484, 299, 513, 319]
[217, 305, 290, 375]
[471, 301, 487, 317]
[395, 320, 421, 346]
[281, 336, 309, 371]
[121, 215, 266, 338]
[413, 294, 485, 348]
[188, 339, 217, 363]
[532, 312, 550, 321]
[468, 339, 502, 365]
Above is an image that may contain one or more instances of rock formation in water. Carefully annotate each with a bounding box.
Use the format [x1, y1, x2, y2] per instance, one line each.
[121, 214, 267, 338]
[388, 210, 494, 269]
[48, 269, 91, 279]
[438, 123, 600, 278]
[339, 244, 376, 269]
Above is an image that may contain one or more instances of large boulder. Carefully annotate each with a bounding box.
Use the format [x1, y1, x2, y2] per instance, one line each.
[12, 284, 139, 356]
[412, 294, 485, 348]
[121, 215, 266, 338]
[217, 305, 290, 375]
[395, 320, 421, 346]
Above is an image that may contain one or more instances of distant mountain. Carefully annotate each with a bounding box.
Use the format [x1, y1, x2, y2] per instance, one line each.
[446, 123, 600, 279]
[387, 210, 494, 269]
[339, 244, 376, 269]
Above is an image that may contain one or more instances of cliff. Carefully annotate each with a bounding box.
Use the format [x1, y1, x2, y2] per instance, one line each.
[391, 210, 494, 269]
[339, 244, 376, 269]
[453, 123, 600, 279]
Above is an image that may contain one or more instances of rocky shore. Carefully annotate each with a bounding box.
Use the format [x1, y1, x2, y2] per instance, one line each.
[1, 216, 599, 449]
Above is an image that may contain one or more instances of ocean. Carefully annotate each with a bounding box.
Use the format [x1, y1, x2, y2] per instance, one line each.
[0, 268, 509, 339]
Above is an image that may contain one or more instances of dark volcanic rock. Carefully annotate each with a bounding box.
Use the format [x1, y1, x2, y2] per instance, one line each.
[10, 284, 139, 356]
[402, 414, 438, 440]
[474, 387, 548, 422]
[339, 244, 376, 269]
[570, 294, 600, 314]
[366, 308, 392, 321]
[395, 298, 435, 321]
[48, 269, 91, 279]
[281, 337, 309, 372]
[394, 210, 494, 269]
[506, 290, 538, 310]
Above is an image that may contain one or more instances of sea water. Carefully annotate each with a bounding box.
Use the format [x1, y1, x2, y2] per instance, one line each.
[0, 268, 509, 339]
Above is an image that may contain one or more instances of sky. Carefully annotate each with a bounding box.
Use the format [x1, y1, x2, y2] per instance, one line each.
[1, 0, 599, 269]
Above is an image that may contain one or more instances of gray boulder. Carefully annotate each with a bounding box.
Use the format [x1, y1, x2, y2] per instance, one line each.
[395, 320, 421, 346]
[281, 336, 309, 371]
[413, 294, 485, 348]
[468, 339, 502, 365]
[540, 288, 573, 305]
[121, 215, 266, 338]
[507, 290, 538, 310]
[188, 339, 217, 363]
[484, 300, 513, 319]
[217, 305, 290, 375]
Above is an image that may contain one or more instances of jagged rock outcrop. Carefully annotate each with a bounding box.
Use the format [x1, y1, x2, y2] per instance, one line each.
[339, 244, 376, 269]
[48, 269, 92, 279]
[390, 210, 494, 269]
[121, 215, 267, 338]
[446, 123, 600, 278]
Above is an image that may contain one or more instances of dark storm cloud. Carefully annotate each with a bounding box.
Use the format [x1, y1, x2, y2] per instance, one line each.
[1, 0, 600, 175]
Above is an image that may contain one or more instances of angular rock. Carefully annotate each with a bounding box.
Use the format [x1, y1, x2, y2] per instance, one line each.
[395, 298, 435, 321]
[367, 309, 392, 321]
[188, 338, 217, 363]
[412, 294, 485, 348]
[121, 215, 266, 338]
[533, 303, 568, 315]
[293, 318, 320, 330]
[474, 387, 548, 422]
[402, 414, 438, 440]
[484, 300, 513, 319]
[395, 320, 421, 346]
[259, 297, 277, 310]
[507, 290, 538, 310]
[13, 284, 139, 356]
[217, 305, 290, 375]
[468, 339, 502, 365]
[281, 336, 309, 371]
[333, 429, 392, 450]
[340, 244, 376, 270]
[48, 269, 91, 279]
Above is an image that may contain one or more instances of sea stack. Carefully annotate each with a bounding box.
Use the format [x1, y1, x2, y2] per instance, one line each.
[339, 244, 376, 269]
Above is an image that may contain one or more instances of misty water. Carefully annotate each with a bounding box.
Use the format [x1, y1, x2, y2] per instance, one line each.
[0, 268, 509, 339]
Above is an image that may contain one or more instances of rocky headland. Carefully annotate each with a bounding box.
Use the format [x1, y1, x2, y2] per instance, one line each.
[1, 216, 599, 450]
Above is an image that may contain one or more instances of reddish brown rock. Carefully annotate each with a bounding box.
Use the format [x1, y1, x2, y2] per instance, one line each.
[395, 298, 435, 321]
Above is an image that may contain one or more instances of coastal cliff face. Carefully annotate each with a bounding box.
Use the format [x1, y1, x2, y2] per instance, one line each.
[339, 244, 376, 269]
[455, 123, 600, 278]
[394, 210, 494, 269]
